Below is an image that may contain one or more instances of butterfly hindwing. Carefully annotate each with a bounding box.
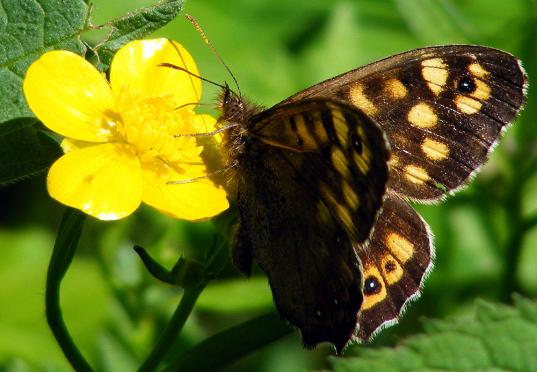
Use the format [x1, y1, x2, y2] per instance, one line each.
[355, 192, 433, 340]
[231, 99, 390, 351]
[279, 45, 527, 201]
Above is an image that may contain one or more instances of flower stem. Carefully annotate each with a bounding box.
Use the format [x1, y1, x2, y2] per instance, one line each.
[138, 285, 206, 372]
[46, 208, 92, 371]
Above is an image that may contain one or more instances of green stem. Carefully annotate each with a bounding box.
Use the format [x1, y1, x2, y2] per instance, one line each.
[46, 208, 92, 371]
[138, 285, 206, 372]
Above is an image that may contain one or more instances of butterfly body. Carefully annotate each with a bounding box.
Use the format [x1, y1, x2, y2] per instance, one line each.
[215, 45, 527, 352]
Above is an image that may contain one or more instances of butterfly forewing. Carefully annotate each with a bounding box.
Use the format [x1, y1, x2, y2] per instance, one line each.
[229, 99, 390, 351]
[250, 99, 390, 242]
[279, 45, 527, 201]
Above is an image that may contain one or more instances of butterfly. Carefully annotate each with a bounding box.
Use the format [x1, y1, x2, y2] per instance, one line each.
[213, 45, 527, 352]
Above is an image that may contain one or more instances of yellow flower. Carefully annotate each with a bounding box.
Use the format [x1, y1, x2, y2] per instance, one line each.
[23, 39, 229, 220]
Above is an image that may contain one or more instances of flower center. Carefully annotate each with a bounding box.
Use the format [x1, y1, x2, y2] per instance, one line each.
[112, 90, 199, 163]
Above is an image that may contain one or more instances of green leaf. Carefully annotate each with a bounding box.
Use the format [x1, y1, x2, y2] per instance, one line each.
[0, 117, 62, 185]
[166, 312, 292, 371]
[93, 0, 184, 71]
[0, 0, 88, 122]
[331, 297, 537, 371]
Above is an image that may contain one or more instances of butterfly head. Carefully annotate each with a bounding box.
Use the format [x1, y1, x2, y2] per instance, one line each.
[219, 83, 246, 125]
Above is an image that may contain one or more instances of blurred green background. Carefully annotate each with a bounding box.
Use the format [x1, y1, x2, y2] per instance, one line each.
[1, 0, 536, 370]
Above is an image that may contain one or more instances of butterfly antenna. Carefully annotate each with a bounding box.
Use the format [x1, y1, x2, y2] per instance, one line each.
[186, 14, 242, 97]
[173, 101, 213, 111]
[158, 62, 227, 90]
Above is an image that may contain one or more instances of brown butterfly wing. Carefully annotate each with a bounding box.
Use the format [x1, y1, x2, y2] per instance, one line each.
[276, 45, 526, 340]
[355, 192, 433, 340]
[279, 45, 527, 202]
[231, 99, 390, 351]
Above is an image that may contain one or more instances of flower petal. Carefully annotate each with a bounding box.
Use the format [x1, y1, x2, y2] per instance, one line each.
[191, 113, 218, 133]
[61, 138, 95, 153]
[23, 51, 115, 142]
[48, 143, 142, 220]
[110, 39, 202, 107]
[192, 113, 225, 144]
[141, 159, 229, 220]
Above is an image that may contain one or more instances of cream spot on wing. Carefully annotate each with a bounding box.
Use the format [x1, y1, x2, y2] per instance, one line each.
[386, 232, 415, 262]
[468, 62, 489, 78]
[422, 58, 448, 95]
[353, 152, 370, 174]
[384, 78, 407, 99]
[455, 95, 482, 114]
[407, 103, 438, 128]
[471, 79, 491, 100]
[381, 254, 404, 285]
[349, 84, 378, 116]
[404, 164, 430, 184]
[284, 115, 304, 147]
[293, 115, 317, 149]
[313, 120, 330, 144]
[388, 154, 400, 169]
[331, 147, 349, 177]
[422, 138, 449, 161]
[336, 205, 354, 231]
[342, 181, 360, 210]
[422, 58, 446, 69]
[320, 181, 354, 230]
[331, 109, 349, 146]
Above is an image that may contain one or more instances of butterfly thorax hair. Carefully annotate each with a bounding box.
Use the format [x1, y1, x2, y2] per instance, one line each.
[218, 85, 264, 194]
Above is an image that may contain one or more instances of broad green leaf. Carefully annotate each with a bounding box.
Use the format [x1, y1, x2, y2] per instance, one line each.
[0, 0, 88, 122]
[331, 297, 537, 371]
[92, 0, 183, 71]
[0, 118, 62, 185]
